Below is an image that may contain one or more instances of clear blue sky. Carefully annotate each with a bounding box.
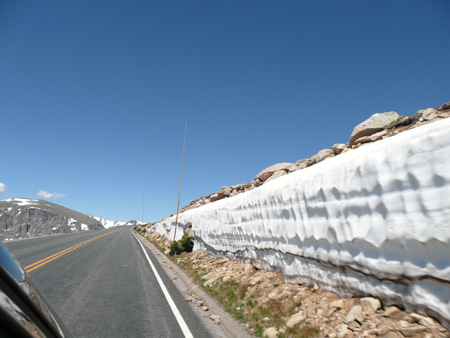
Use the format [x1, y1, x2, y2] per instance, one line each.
[1, 1, 449, 223]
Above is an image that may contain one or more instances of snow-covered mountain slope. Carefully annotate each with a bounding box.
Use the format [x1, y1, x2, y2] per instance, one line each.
[0, 198, 104, 240]
[93, 217, 144, 228]
[150, 117, 450, 328]
[93, 217, 125, 229]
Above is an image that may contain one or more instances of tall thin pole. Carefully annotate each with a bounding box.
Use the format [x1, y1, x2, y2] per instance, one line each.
[141, 192, 145, 223]
[173, 121, 187, 241]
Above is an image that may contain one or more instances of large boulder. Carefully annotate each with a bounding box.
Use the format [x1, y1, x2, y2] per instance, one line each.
[210, 192, 225, 202]
[332, 143, 347, 155]
[256, 163, 292, 182]
[265, 169, 287, 183]
[353, 129, 388, 145]
[421, 108, 438, 121]
[314, 148, 335, 163]
[349, 111, 400, 146]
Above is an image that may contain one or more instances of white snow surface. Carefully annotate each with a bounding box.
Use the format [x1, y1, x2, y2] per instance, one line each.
[2, 198, 41, 206]
[93, 217, 126, 228]
[150, 118, 450, 328]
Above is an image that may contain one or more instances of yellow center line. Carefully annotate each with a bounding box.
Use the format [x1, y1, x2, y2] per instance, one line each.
[24, 230, 120, 273]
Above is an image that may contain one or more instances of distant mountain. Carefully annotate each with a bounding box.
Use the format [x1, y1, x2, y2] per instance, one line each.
[93, 217, 144, 228]
[0, 198, 105, 241]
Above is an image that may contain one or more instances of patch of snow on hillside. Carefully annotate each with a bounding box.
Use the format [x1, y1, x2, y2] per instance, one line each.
[93, 216, 126, 228]
[81, 223, 88, 231]
[2, 198, 40, 206]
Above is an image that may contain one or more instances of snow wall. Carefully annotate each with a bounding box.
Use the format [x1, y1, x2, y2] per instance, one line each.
[150, 118, 450, 328]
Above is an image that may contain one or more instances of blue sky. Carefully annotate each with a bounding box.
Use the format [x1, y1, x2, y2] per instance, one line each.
[1, 1, 449, 222]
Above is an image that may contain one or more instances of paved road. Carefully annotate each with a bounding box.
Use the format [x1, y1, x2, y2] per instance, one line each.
[5, 227, 212, 338]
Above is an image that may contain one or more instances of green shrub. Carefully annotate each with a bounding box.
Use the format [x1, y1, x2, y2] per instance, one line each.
[169, 234, 194, 255]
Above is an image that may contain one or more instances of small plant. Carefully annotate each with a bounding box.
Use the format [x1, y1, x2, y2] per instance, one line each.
[169, 233, 194, 255]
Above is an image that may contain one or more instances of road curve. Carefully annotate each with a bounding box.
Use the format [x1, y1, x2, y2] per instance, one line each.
[5, 226, 212, 338]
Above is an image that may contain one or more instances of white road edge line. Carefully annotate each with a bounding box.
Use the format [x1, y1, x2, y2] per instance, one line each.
[132, 231, 194, 338]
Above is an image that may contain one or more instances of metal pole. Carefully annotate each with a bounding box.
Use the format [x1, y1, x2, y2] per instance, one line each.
[141, 193, 145, 223]
[173, 121, 187, 242]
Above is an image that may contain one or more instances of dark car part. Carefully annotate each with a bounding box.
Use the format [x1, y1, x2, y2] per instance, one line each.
[0, 241, 66, 338]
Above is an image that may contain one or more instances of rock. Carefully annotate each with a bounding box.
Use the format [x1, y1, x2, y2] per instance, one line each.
[252, 178, 263, 187]
[265, 169, 287, 183]
[383, 306, 402, 319]
[381, 332, 402, 338]
[438, 111, 450, 118]
[256, 163, 293, 182]
[196, 301, 203, 307]
[252, 262, 265, 270]
[421, 108, 438, 121]
[287, 164, 299, 172]
[220, 186, 232, 197]
[338, 324, 354, 338]
[263, 327, 279, 338]
[286, 311, 306, 328]
[344, 305, 363, 324]
[210, 315, 220, 321]
[209, 193, 225, 202]
[201, 306, 209, 311]
[262, 317, 270, 322]
[231, 183, 248, 191]
[360, 297, 382, 313]
[306, 157, 316, 167]
[349, 111, 400, 146]
[437, 101, 450, 111]
[215, 258, 230, 264]
[353, 129, 388, 144]
[203, 276, 219, 287]
[185, 297, 193, 302]
[410, 314, 435, 328]
[329, 299, 345, 310]
[332, 143, 347, 155]
[400, 325, 427, 337]
[295, 159, 308, 169]
[314, 148, 335, 163]
[241, 182, 252, 189]
[243, 263, 254, 272]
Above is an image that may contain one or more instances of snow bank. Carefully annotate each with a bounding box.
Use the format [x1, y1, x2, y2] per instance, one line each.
[150, 118, 450, 327]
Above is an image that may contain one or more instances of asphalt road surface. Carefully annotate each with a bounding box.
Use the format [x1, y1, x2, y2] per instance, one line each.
[5, 226, 212, 338]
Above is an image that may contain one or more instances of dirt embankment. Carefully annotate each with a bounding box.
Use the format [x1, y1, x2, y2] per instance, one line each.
[141, 231, 449, 338]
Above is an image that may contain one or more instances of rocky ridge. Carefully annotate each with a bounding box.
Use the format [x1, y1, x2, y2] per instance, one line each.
[164, 101, 450, 218]
[0, 198, 104, 240]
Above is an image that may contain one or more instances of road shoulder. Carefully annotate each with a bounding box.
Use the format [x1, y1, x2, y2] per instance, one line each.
[133, 231, 253, 338]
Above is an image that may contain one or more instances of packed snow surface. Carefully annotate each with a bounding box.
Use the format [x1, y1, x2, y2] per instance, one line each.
[151, 118, 450, 328]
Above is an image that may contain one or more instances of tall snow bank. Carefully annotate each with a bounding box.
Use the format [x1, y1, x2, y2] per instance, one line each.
[150, 118, 450, 328]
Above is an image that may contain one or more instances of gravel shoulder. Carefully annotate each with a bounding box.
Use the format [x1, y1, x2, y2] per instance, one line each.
[135, 231, 254, 338]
